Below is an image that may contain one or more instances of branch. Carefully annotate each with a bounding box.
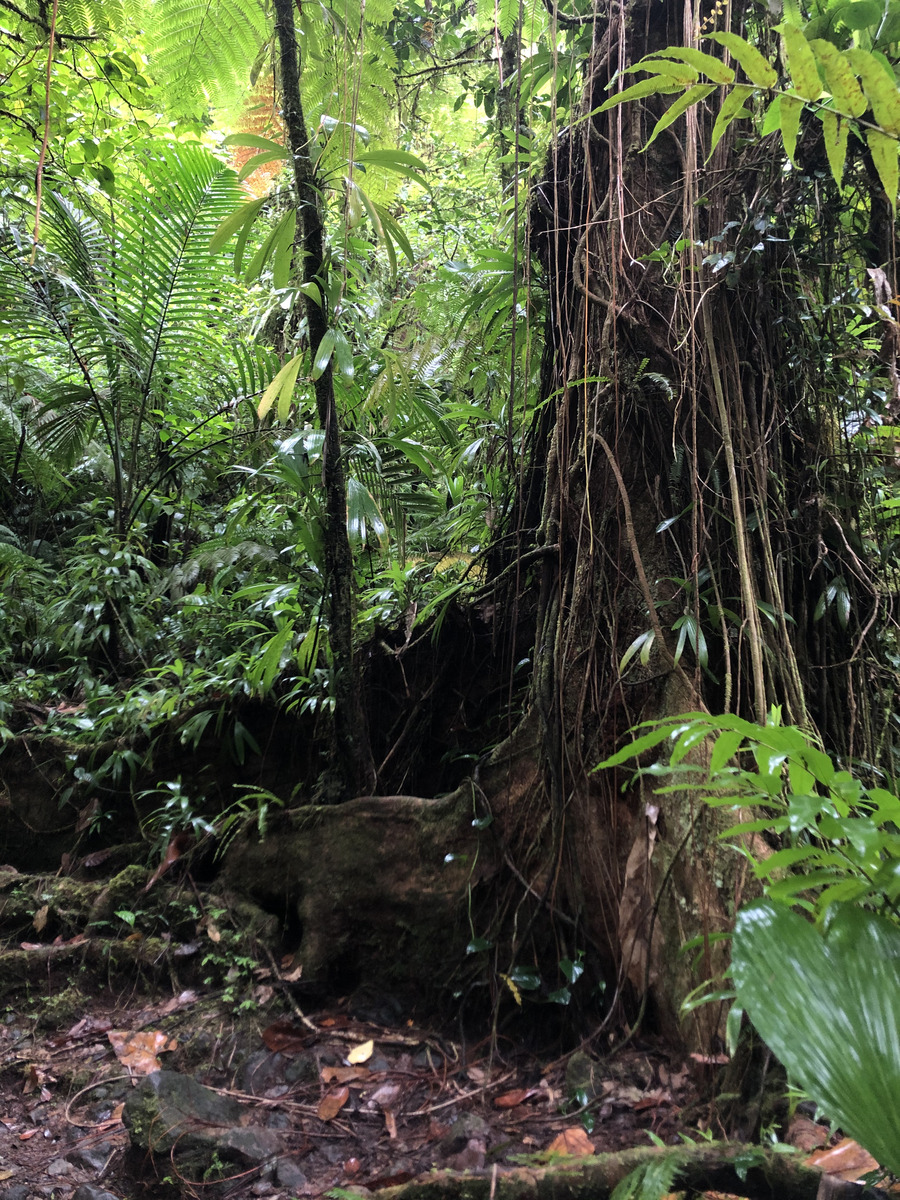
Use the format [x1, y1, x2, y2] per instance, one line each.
[539, 0, 600, 27]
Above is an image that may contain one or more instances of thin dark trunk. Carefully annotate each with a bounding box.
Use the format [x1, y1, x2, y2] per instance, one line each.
[273, 0, 375, 801]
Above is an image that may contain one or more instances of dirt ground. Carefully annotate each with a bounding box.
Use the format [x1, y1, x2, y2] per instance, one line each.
[0, 964, 725, 1200]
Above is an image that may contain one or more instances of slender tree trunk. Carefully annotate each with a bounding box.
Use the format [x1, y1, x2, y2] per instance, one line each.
[273, 0, 375, 801]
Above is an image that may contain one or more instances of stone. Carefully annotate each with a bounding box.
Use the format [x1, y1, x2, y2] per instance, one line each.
[441, 1111, 490, 1152]
[275, 1157, 307, 1189]
[67, 1140, 114, 1172]
[72, 1189, 120, 1200]
[46, 1159, 71, 1177]
[122, 1069, 281, 1164]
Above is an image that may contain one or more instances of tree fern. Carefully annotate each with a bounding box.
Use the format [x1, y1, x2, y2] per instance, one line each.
[146, 0, 270, 119]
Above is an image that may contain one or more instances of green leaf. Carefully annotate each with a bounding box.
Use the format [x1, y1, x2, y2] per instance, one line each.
[597, 77, 683, 113]
[649, 47, 735, 84]
[867, 128, 899, 211]
[709, 84, 756, 156]
[257, 354, 304, 421]
[271, 210, 297, 290]
[508, 965, 541, 990]
[311, 330, 336, 380]
[626, 58, 699, 84]
[222, 133, 287, 153]
[705, 32, 777, 88]
[245, 208, 296, 285]
[809, 40, 867, 117]
[355, 149, 431, 190]
[620, 629, 655, 672]
[331, 328, 354, 378]
[466, 937, 492, 953]
[779, 95, 805, 165]
[733, 901, 900, 1173]
[818, 110, 849, 189]
[778, 24, 823, 101]
[846, 47, 900, 135]
[645, 84, 718, 149]
[237, 150, 288, 183]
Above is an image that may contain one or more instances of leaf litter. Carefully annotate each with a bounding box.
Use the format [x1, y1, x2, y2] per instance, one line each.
[0, 982, 881, 1198]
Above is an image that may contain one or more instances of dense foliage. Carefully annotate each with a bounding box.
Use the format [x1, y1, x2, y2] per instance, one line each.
[3, 0, 900, 1174]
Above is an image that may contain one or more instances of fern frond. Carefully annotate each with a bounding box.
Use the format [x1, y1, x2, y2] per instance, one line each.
[146, 0, 270, 119]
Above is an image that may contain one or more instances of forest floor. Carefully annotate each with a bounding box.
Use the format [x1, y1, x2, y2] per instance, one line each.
[0, 962, 868, 1200]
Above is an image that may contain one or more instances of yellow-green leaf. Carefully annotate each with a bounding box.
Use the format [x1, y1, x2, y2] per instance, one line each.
[778, 23, 823, 100]
[706, 31, 777, 88]
[645, 83, 717, 148]
[258, 355, 304, 421]
[312, 330, 336, 380]
[867, 128, 899, 212]
[819, 110, 849, 189]
[237, 150, 288, 183]
[846, 47, 900, 136]
[626, 57, 699, 85]
[209, 196, 266, 254]
[222, 133, 287, 153]
[709, 84, 756, 156]
[809, 40, 867, 117]
[597, 76, 682, 112]
[271, 210, 297, 290]
[761, 94, 782, 137]
[651, 47, 735, 84]
[780, 94, 805, 165]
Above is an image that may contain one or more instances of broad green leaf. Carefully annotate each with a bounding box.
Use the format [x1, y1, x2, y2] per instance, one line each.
[331, 328, 354, 378]
[645, 84, 717, 149]
[597, 77, 683, 113]
[733, 901, 900, 1173]
[709, 84, 756, 156]
[222, 133, 287, 153]
[346, 476, 387, 548]
[846, 47, 900, 135]
[244, 207, 296, 284]
[238, 150, 288, 183]
[594, 722, 679, 769]
[356, 149, 431, 190]
[619, 629, 655, 672]
[709, 728, 745, 774]
[778, 24, 823, 100]
[761, 94, 782, 137]
[626, 58, 699, 84]
[779, 95, 805, 165]
[867, 129, 898, 211]
[375, 204, 414, 262]
[271, 210, 297, 290]
[809, 40, 867, 117]
[705, 31, 777, 88]
[650, 47, 735, 84]
[819, 110, 849, 189]
[258, 354, 304, 421]
[311, 330, 336, 380]
[209, 196, 266, 253]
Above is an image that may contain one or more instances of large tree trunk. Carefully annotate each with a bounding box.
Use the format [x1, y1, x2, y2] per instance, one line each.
[481, 0, 882, 1044]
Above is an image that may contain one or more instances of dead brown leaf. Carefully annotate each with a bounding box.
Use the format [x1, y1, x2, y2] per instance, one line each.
[321, 1065, 370, 1084]
[494, 1088, 536, 1108]
[385, 1110, 398, 1139]
[318, 1086, 350, 1122]
[32, 906, 48, 934]
[807, 1138, 879, 1181]
[107, 1029, 176, 1074]
[787, 1115, 829, 1151]
[261, 1021, 310, 1054]
[546, 1127, 595, 1157]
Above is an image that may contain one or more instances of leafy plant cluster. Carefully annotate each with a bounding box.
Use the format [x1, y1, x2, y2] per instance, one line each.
[599, 711, 900, 1174]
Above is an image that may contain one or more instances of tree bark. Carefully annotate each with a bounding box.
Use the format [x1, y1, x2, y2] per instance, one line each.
[273, 0, 375, 801]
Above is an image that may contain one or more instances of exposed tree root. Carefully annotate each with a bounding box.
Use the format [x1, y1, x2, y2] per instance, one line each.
[374, 1143, 831, 1200]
